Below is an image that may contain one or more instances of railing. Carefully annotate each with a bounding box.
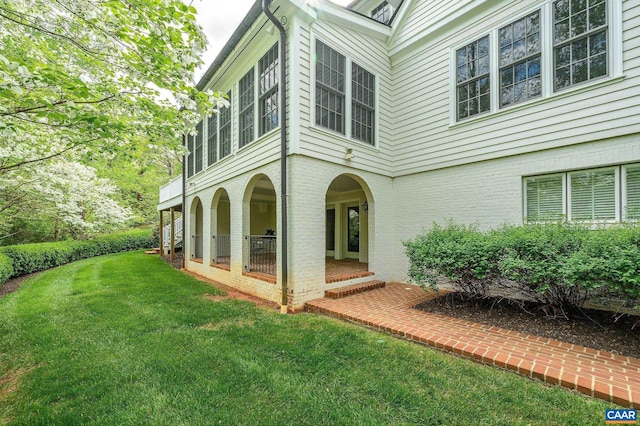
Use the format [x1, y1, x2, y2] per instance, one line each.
[192, 234, 203, 259]
[245, 235, 276, 276]
[162, 216, 183, 249]
[212, 235, 230, 265]
[159, 176, 183, 204]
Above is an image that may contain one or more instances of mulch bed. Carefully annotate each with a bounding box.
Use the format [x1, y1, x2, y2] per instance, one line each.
[415, 292, 640, 359]
[0, 273, 40, 299]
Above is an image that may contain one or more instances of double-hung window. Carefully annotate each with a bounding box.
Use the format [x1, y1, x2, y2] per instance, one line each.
[456, 36, 490, 120]
[207, 113, 217, 166]
[315, 40, 377, 146]
[194, 120, 204, 174]
[316, 40, 346, 134]
[351, 63, 375, 144]
[259, 44, 279, 136]
[239, 70, 254, 148]
[499, 11, 542, 107]
[219, 91, 232, 159]
[553, 0, 608, 90]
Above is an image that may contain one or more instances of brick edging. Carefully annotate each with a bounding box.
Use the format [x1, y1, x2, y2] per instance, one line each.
[305, 303, 639, 408]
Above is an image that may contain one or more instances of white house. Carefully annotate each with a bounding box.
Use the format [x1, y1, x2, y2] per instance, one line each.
[158, 0, 640, 312]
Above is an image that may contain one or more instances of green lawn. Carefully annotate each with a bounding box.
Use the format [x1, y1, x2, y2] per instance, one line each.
[0, 252, 611, 425]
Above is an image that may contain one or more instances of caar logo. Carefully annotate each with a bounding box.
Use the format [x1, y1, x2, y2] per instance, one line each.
[605, 409, 638, 424]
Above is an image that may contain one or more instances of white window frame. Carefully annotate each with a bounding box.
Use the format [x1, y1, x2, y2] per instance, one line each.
[311, 35, 380, 149]
[450, 0, 623, 125]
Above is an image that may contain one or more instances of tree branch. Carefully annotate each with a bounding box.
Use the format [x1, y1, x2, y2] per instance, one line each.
[0, 93, 119, 117]
[0, 138, 100, 172]
[0, 8, 104, 57]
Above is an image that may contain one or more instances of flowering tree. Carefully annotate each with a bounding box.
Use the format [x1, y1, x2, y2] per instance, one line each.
[0, 0, 224, 242]
[0, 0, 222, 172]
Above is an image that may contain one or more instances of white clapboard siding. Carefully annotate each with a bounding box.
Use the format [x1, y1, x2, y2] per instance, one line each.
[390, 0, 640, 176]
[297, 20, 395, 176]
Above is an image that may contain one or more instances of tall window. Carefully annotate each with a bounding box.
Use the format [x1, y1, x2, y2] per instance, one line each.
[371, 1, 395, 25]
[239, 70, 254, 148]
[219, 91, 231, 159]
[351, 63, 375, 145]
[194, 120, 204, 174]
[500, 11, 542, 107]
[525, 175, 564, 221]
[186, 134, 194, 178]
[259, 44, 279, 136]
[207, 113, 217, 166]
[553, 0, 608, 90]
[316, 40, 346, 134]
[456, 36, 490, 120]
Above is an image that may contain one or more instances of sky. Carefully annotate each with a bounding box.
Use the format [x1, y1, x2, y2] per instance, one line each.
[188, 0, 352, 81]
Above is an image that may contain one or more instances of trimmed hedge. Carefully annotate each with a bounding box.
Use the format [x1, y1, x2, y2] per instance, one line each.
[404, 223, 640, 314]
[0, 229, 157, 286]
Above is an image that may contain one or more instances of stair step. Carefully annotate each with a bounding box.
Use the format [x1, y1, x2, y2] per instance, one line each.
[325, 280, 386, 299]
[145, 248, 161, 255]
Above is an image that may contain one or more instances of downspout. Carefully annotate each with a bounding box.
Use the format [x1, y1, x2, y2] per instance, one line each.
[262, 0, 288, 314]
[181, 133, 186, 270]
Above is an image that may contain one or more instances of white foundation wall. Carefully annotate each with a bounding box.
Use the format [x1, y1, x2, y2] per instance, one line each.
[184, 160, 284, 305]
[286, 155, 395, 308]
[390, 135, 640, 282]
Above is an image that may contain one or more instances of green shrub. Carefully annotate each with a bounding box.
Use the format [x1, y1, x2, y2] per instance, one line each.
[404, 222, 640, 315]
[404, 223, 502, 297]
[0, 252, 13, 285]
[0, 229, 156, 286]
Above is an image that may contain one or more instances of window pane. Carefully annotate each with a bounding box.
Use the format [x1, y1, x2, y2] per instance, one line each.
[456, 35, 490, 120]
[626, 167, 640, 219]
[207, 114, 217, 166]
[259, 43, 279, 136]
[219, 91, 231, 159]
[553, 0, 608, 91]
[526, 176, 564, 221]
[371, 1, 395, 24]
[239, 69, 254, 148]
[316, 40, 346, 133]
[195, 120, 203, 173]
[351, 63, 375, 145]
[570, 169, 615, 220]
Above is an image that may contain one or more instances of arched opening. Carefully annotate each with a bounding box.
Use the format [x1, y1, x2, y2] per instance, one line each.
[190, 197, 203, 261]
[325, 174, 374, 283]
[211, 189, 231, 268]
[243, 175, 277, 280]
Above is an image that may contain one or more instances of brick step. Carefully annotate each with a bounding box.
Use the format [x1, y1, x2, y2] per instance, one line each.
[325, 280, 385, 299]
[145, 248, 161, 255]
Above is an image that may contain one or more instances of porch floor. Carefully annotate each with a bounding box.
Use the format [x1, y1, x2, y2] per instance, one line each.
[325, 258, 373, 283]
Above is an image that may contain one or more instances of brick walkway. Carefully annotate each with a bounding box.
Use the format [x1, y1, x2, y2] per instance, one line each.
[305, 282, 640, 408]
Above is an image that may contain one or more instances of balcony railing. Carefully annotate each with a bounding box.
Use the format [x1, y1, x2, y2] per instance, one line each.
[159, 176, 183, 204]
[212, 234, 230, 265]
[245, 235, 276, 276]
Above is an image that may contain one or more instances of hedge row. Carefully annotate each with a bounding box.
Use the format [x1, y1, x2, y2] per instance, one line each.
[404, 223, 640, 314]
[0, 229, 157, 286]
